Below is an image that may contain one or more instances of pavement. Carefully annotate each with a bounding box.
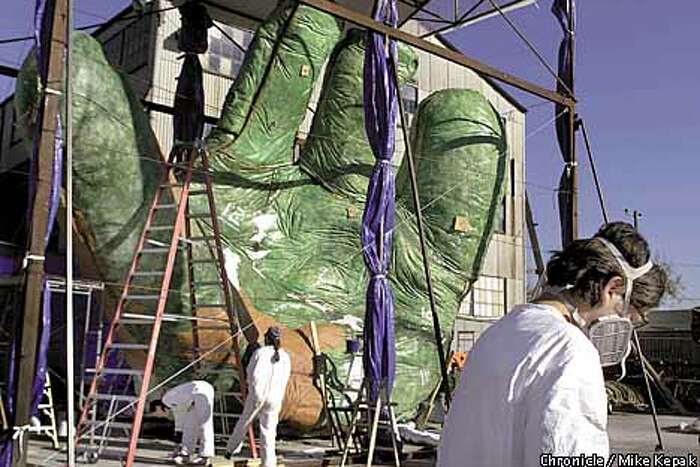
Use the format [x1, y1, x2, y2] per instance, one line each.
[24, 413, 699, 466]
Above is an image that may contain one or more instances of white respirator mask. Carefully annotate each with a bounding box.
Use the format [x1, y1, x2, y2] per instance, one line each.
[543, 237, 653, 368]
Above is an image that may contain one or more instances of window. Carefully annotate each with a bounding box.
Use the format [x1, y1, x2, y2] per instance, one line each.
[205, 24, 252, 77]
[510, 158, 516, 199]
[455, 331, 475, 353]
[400, 83, 418, 124]
[463, 275, 507, 318]
[494, 196, 506, 234]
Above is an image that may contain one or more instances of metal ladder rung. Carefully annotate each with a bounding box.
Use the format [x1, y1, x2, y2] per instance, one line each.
[189, 190, 208, 196]
[120, 313, 156, 322]
[87, 368, 144, 376]
[161, 183, 183, 188]
[154, 204, 177, 209]
[120, 312, 189, 323]
[187, 213, 210, 219]
[192, 304, 225, 308]
[91, 394, 139, 402]
[190, 258, 217, 264]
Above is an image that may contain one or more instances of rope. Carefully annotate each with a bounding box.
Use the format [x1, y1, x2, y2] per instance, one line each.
[577, 117, 609, 223]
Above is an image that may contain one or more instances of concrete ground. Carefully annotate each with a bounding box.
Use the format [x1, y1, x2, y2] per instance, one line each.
[25, 413, 699, 466]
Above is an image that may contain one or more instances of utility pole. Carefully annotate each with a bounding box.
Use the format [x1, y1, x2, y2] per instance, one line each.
[625, 208, 642, 231]
[14, 1, 67, 465]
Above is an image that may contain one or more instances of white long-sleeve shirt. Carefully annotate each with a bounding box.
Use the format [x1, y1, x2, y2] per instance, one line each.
[438, 303, 609, 467]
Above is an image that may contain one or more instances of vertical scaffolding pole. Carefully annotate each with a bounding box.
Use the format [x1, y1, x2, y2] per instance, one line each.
[65, 0, 75, 464]
[14, 1, 67, 465]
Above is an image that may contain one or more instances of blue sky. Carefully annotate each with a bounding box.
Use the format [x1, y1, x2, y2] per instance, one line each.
[1, 0, 697, 306]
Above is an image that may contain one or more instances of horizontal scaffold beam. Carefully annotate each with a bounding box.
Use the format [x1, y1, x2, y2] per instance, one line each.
[299, 0, 575, 107]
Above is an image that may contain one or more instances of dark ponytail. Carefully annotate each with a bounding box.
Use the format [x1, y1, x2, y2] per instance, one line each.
[264, 327, 282, 364]
[272, 341, 281, 364]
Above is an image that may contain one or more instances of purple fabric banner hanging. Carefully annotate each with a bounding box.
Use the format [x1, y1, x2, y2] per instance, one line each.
[552, 0, 575, 246]
[0, 1, 60, 464]
[174, 55, 205, 143]
[173, 3, 210, 144]
[361, 0, 398, 403]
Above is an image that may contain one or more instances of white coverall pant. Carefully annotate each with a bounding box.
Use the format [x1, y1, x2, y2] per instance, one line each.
[162, 381, 215, 458]
[226, 346, 291, 467]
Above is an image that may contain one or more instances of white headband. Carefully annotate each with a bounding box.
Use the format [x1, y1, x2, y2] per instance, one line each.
[596, 237, 653, 309]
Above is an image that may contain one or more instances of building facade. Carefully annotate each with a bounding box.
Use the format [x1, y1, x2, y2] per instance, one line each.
[0, 0, 527, 348]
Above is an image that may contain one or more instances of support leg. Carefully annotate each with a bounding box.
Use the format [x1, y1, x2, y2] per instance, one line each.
[365, 395, 382, 467]
[387, 402, 401, 467]
[340, 382, 365, 467]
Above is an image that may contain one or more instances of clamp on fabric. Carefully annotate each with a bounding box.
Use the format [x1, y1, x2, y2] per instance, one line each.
[22, 254, 46, 270]
[12, 424, 32, 459]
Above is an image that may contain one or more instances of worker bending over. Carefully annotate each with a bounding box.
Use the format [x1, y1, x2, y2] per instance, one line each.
[438, 222, 667, 467]
[162, 380, 215, 466]
[225, 326, 291, 466]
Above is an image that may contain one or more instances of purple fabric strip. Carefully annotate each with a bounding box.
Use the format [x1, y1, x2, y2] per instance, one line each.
[361, 0, 398, 402]
[1, 1, 58, 463]
[173, 54, 205, 142]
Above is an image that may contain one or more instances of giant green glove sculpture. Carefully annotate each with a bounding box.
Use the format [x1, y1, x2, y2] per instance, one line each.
[15, 0, 506, 428]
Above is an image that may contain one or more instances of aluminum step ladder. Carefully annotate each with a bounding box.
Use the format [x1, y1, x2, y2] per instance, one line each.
[75, 147, 256, 466]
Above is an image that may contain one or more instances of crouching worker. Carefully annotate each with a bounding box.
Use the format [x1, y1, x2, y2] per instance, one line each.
[225, 327, 291, 467]
[161, 380, 215, 466]
[438, 222, 667, 467]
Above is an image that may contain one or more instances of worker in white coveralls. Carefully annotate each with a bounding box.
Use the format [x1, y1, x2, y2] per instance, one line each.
[225, 326, 291, 466]
[438, 222, 667, 467]
[161, 380, 215, 466]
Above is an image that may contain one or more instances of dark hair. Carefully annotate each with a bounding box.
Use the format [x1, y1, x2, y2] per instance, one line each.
[150, 399, 167, 413]
[546, 222, 667, 313]
[265, 327, 282, 364]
